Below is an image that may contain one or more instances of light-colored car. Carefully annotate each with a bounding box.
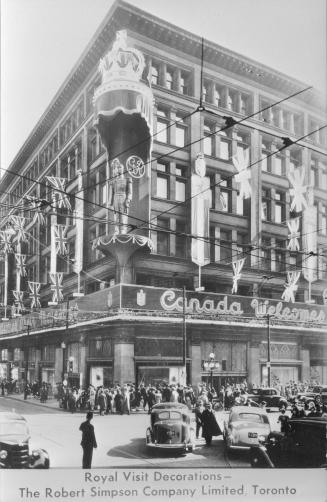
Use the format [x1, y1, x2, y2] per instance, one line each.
[224, 406, 271, 452]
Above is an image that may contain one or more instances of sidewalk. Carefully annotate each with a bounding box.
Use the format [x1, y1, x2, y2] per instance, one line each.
[1, 392, 65, 411]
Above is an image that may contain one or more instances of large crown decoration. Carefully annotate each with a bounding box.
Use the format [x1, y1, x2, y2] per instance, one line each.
[99, 30, 145, 83]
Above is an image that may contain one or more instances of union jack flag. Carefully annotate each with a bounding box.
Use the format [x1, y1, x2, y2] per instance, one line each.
[0, 230, 12, 254]
[12, 290, 24, 314]
[232, 258, 245, 294]
[288, 166, 308, 213]
[28, 281, 41, 309]
[287, 218, 300, 251]
[281, 271, 301, 303]
[46, 177, 71, 210]
[9, 215, 28, 242]
[233, 149, 251, 199]
[49, 272, 64, 304]
[15, 253, 27, 276]
[26, 195, 46, 226]
[54, 225, 68, 255]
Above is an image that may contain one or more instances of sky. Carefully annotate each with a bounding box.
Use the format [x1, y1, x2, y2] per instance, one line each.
[1, 0, 326, 171]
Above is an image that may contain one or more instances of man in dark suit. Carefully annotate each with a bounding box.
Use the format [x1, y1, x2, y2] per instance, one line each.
[79, 411, 97, 468]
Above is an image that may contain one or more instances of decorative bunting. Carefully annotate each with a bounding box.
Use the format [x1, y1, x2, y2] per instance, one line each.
[9, 215, 28, 242]
[28, 281, 41, 309]
[287, 218, 301, 251]
[0, 230, 12, 254]
[288, 166, 308, 213]
[49, 272, 64, 304]
[54, 225, 68, 255]
[15, 253, 27, 276]
[232, 258, 245, 294]
[281, 271, 301, 303]
[12, 290, 24, 314]
[233, 148, 251, 199]
[46, 176, 71, 210]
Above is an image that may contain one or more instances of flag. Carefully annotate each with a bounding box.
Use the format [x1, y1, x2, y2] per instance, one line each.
[28, 281, 41, 309]
[54, 225, 68, 255]
[9, 216, 28, 242]
[232, 258, 245, 294]
[0, 230, 12, 254]
[15, 254, 27, 276]
[49, 272, 64, 303]
[12, 290, 24, 314]
[191, 153, 211, 267]
[287, 218, 300, 251]
[233, 148, 251, 199]
[46, 176, 71, 210]
[281, 271, 301, 303]
[26, 195, 46, 225]
[288, 166, 308, 213]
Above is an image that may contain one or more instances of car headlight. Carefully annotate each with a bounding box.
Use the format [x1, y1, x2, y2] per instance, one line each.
[258, 435, 266, 443]
[0, 450, 8, 460]
[31, 450, 40, 458]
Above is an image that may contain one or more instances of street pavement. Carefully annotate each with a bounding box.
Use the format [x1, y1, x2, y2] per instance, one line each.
[0, 393, 281, 469]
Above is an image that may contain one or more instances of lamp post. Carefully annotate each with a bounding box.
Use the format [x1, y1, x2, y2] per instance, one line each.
[266, 314, 271, 388]
[203, 352, 220, 388]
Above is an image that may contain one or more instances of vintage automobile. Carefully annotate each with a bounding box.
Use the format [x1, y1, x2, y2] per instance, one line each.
[247, 388, 287, 409]
[250, 415, 327, 468]
[290, 392, 320, 406]
[146, 403, 195, 453]
[224, 406, 271, 452]
[0, 412, 50, 468]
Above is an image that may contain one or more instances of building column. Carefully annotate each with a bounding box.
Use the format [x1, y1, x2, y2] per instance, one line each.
[300, 345, 310, 382]
[113, 327, 135, 384]
[54, 347, 63, 383]
[248, 341, 261, 388]
[190, 337, 201, 387]
[79, 343, 87, 389]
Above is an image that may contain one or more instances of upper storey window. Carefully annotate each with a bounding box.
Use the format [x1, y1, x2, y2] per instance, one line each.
[60, 99, 84, 146]
[147, 57, 191, 96]
[259, 98, 303, 136]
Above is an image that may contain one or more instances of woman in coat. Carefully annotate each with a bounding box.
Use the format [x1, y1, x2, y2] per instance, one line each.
[201, 402, 222, 445]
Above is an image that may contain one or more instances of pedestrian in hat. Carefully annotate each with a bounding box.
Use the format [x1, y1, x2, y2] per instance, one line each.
[79, 411, 97, 468]
[201, 402, 222, 446]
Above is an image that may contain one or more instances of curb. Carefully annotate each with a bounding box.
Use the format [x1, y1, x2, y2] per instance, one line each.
[1, 394, 61, 411]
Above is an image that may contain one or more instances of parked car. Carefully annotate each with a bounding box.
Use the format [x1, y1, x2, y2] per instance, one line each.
[321, 387, 327, 407]
[250, 415, 327, 468]
[291, 392, 320, 406]
[247, 388, 287, 409]
[0, 412, 50, 468]
[223, 406, 271, 452]
[146, 403, 195, 453]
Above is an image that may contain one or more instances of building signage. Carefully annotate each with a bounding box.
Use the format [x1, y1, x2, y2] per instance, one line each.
[112, 285, 327, 326]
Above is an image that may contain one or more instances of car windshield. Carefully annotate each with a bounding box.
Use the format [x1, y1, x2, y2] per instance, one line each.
[233, 413, 267, 424]
[0, 422, 29, 436]
[157, 411, 181, 420]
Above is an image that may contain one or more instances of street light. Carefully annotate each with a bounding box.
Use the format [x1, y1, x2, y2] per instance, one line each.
[203, 352, 220, 388]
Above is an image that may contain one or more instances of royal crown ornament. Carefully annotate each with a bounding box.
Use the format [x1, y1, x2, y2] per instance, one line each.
[99, 30, 145, 83]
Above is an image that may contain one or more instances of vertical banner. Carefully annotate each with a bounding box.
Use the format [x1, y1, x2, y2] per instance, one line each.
[191, 153, 211, 267]
[302, 189, 318, 283]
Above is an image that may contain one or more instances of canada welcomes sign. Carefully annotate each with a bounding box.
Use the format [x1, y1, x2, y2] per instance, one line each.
[116, 285, 327, 326]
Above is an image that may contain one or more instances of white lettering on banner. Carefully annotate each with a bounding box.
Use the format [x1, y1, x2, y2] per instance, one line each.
[159, 290, 326, 325]
[160, 290, 244, 315]
[251, 298, 326, 324]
